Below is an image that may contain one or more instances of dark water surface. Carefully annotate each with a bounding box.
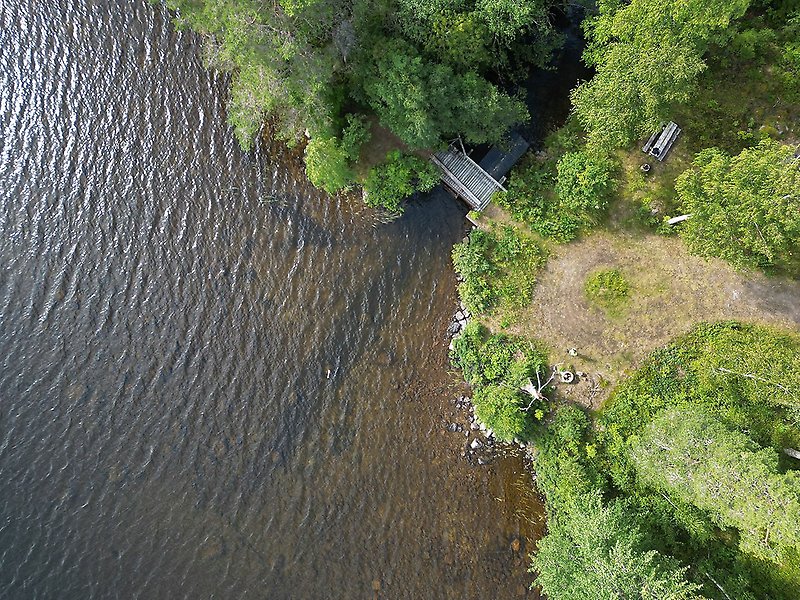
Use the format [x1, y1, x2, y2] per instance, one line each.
[0, 2, 544, 598]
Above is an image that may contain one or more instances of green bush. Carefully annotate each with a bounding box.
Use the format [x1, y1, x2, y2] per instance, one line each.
[584, 268, 630, 314]
[304, 136, 354, 194]
[473, 385, 533, 442]
[555, 150, 615, 213]
[362, 151, 438, 213]
[531, 404, 605, 511]
[451, 226, 547, 315]
[496, 137, 615, 242]
[450, 322, 549, 441]
[450, 322, 548, 390]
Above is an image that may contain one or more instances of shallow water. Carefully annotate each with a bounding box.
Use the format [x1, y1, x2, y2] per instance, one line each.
[0, 2, 545, 598]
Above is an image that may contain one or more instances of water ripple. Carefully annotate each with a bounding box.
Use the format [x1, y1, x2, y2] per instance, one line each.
[0, 1, 543, 599]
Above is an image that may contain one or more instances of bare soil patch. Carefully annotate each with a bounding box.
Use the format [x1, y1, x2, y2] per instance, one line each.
[490, 230, 800, 409]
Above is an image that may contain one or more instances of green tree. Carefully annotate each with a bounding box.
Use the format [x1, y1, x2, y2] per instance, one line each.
[160, 0, 556, 194]
[532, 492, 704, 600]
[632, 407, 800, 564]
[304, 135, 354, 193]
[573, 0, 750, 150]
[362, 151, 438, 213]
[675, 140, 800, 273]
[362, 41, 527, 148]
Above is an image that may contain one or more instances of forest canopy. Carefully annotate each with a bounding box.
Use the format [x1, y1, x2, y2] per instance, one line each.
[157, 0, 562, 195]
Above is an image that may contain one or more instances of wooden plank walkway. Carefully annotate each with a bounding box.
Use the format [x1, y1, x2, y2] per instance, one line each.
[431, 148, 506, 211]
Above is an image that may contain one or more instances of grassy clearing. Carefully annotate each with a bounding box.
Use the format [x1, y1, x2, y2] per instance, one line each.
[494, 231, 800, 408]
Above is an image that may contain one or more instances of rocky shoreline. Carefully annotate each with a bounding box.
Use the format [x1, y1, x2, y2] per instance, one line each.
[444, 278, 529, 468]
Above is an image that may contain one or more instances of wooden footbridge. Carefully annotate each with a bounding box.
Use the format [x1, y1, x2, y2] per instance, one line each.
[431, 132, 529, 212]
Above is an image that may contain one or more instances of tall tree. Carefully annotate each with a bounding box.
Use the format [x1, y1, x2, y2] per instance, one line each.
[531, 492, 704, 600]
[361, 40, 527, 148]
[572, 0, 750, 150]
[632, 407, 800, 564]
[675, 140, 800, 273]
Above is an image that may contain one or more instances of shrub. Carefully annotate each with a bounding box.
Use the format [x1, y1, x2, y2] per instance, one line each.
[555, 150, 614, 213]
[362, 151, 438, 213]
[473, 385, 532, 442]
[450, 322, 548, 390]
[531, 404, 605, 510]
[304, 135, 354, 194]
[450, 322, 549, 441]
[451, 226, 547, 315]
[497, 141, 615, 242]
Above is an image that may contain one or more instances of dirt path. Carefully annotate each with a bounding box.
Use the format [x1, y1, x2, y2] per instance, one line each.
[496, 230, 800, 409]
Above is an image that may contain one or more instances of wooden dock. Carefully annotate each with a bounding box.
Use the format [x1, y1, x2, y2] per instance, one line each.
[431, 149, 504, 211]
[431, 132, 529, 212]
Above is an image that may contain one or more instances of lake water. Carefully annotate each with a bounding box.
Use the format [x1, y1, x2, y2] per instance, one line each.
[0, 2, 547, 598]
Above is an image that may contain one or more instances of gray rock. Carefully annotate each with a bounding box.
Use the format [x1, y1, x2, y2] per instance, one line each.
[470, 438, 482, 449]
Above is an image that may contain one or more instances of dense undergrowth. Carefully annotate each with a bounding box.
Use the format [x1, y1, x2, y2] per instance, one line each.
[450, 1, 800, 598]
[448, 318, 800, 598]
[451, 225, 547, 317]
[450, 322, 549, 441]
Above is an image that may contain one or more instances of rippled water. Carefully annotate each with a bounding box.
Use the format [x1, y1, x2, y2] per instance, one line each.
[0, 2, 545, 598]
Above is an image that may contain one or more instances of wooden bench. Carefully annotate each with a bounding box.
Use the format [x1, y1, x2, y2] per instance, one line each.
[642, 121, 681, 161]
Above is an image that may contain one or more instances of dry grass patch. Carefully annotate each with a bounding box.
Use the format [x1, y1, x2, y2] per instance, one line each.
[488, 230, 800, 409]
